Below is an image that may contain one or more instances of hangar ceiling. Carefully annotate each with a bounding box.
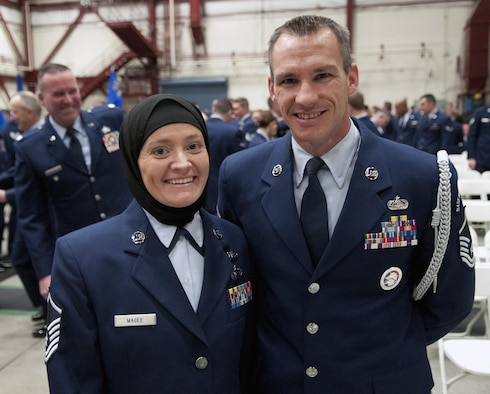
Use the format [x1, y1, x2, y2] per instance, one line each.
[0, 0, 486, 102]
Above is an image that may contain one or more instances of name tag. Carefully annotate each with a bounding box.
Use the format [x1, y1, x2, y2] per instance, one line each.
[44, 165, 63, 177]
[114, 313, 157, 327]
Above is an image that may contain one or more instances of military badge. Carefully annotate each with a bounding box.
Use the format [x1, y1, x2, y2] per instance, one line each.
[380, 267, 403, 290]
[272, 164, 282, 177]
[365, 167, 379, 180]
[387, 196, 409, 211]
[212, 228, 223, 239]
[131, 231, 146, 244]
[102, 131, 120, 153]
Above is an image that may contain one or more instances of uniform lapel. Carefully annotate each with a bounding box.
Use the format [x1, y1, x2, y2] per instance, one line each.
[124, 202, 208, 344]
[44, 120, 87, 173]
[261, 135, 312, 273]
[313, 128, 391, 278]
[196, 212, 233, 324]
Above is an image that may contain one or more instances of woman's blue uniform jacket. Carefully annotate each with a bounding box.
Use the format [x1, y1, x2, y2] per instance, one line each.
[46, 201, 252, 393]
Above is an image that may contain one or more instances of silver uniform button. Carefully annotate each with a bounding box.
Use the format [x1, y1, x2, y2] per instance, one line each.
[90, 176, 96, 183]
[94, 194, 101, 201]
[100, 212, 107, 219]
[306, 322, 319, 334]
[306, 366, 318, 378]
[308, 282, 320, 294]
[195, 356, 208, 370]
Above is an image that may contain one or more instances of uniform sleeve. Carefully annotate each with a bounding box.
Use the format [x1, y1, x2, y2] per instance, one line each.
[14, 142, 55, 279]
[466, 110, 481, 160]
[230, 129, 245, 155]
[0, 166, 15, 189]
[45, 237, 106, 393]
[217, 157, 239, 225]
[5, 187, 15, 205]
[417, 164, 475, 344]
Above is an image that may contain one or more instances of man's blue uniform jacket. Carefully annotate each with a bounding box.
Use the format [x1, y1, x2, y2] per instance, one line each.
[218, 120, 475, 394]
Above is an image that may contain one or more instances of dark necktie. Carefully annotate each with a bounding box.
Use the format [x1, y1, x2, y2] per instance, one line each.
[167, 227, 204, 256]
[66, 127, 85, 165]
[300, 157, 329, 267]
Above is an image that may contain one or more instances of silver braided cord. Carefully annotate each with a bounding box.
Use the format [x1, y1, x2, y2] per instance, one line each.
[413, 150, 452, 301]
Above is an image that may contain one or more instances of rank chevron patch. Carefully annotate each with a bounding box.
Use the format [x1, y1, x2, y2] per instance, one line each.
[459, 218, 475, 268]
[45, 293, 63, 363]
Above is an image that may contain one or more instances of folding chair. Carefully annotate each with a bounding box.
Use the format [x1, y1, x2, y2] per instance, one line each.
[464, 200, 490, 232]
[458, 179, 490, 200]
[457, 169, 482, 180]
[438, 264, 490, 393]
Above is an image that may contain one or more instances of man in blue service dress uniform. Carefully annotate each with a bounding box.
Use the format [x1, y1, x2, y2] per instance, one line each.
[467, 105, 490, 173]
[1, 92, 46, 333]
[14, 64, 132, 318]
[204, 98, 243, 213]
[413, 93, 452, 155]
[393, 97, 421, 146]
[218, 15, 475, 394]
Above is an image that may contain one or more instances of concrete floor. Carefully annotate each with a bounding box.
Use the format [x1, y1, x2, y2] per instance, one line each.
[1, 273, 489, 394]
[0, 276, 48, 394]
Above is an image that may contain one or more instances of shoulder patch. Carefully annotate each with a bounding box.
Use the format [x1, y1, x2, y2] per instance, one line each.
[44, 293, 63, 363]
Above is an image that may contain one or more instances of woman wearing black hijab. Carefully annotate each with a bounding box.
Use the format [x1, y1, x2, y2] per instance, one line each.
[46, 94, 252, 393]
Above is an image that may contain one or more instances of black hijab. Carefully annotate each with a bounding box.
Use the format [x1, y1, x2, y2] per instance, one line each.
[120, 94, 209, 227]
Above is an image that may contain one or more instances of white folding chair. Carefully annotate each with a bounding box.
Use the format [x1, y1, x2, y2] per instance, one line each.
[480, 231, 490, 264]
[438, 339, 490, 394]
[449, 152, 468, 167]
[457, 169, 481, 180]
[438, 264, 490, 393]
[469, 226, 487, 263]
[481, 171, 490, 180]
[463, 200, 490, 232]
[458, 179, 490, 200]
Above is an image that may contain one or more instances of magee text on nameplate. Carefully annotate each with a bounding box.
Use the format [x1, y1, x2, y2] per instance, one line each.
[114, 313, 157, 327]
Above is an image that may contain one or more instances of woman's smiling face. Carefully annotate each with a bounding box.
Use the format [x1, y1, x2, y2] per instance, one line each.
[138, 123, 209, 208]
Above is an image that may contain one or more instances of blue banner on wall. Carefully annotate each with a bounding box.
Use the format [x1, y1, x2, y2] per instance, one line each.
[106, 69, 122, 108]
[16, 74, 24, 92]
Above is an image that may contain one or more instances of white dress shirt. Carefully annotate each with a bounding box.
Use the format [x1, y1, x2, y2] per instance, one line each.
[146, 210, 205, 312]
[292, 119, 360, 237]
